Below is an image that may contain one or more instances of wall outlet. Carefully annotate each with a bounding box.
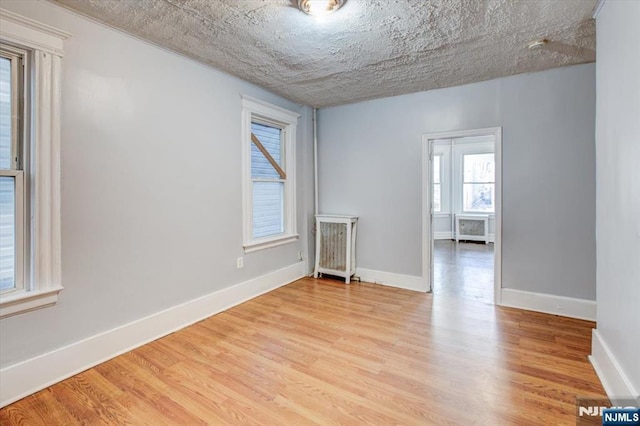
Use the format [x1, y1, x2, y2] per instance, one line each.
[236, 257, 243, 268]
[297, 251, 304, 261]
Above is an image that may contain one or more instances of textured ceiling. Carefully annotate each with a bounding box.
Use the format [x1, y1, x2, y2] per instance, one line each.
[53, 0, 596, 107]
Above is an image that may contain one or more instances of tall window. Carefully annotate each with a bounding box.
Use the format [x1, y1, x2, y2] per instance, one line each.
[1, 10, 67, 318]
[432, 154, 441, 212]
[251, 122, 284, 239]
[0, 45, 25, 295]
[241, 97, 298, 252]
[462, 153, 495, 213]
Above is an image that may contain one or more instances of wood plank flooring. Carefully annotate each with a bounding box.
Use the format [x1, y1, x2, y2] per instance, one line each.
[434, 240, 494, 303]
[0, 277, 606, 425]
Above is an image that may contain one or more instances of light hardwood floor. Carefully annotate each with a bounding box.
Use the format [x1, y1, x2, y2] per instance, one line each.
[0, 277, 606, 425]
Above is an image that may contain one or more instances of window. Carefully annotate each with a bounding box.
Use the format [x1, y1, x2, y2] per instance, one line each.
[241, 96, 298, 252]
[432, 154, 441, 212]
[1, 45, 26, 296]
[462, 153, 495, 213]
[0, 10, 68, 318]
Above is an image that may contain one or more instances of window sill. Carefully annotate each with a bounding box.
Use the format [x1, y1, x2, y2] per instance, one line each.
[244, 234, 299, 253]
[0, 286, 63, 319]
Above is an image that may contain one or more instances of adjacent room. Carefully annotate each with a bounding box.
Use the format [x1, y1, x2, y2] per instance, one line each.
[0, 0, 638, 424]
[430, 134, 497, 303]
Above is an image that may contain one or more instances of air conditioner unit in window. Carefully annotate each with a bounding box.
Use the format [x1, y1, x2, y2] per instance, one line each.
[314, 214, 358, 283]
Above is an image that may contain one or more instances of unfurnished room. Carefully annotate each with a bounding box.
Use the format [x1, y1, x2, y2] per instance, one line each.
[0, 0, 638, 424]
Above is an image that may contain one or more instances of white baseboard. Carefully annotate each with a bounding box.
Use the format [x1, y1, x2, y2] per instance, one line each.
[500, 288, 596, 321]
[0, 262, 306, 408]
[434, 232, 453, 240]
[433, 232, 495, 242]
[589, 329, 640, 403]
[356, 268, 426, 292]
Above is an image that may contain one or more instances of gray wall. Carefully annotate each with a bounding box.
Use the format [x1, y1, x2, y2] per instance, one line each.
[0, 1, 314, 368]
[594, 0, 640, 395]
[318, 63, 596, 300]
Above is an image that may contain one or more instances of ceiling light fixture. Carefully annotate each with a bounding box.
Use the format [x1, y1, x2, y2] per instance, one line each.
[297, 0, 345, 17]
[528, 39, 549, 50]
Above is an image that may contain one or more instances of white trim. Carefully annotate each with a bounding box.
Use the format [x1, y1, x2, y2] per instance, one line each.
[434, 232, 496, 242]
[240, 95, 300, 123]
[434, 232, 453, 240]
[0, 9, 70, 56]
[593, 0, 607, 18]
[241, 97, 298, 252]
[243, 234, 299, 253]
[500, 288, 596, 321]
[0, 286, 63, 319]
[0, 262, 306, 408]
[356, 268, 424, 292]
[0, 11, 66, 317]
[422, 127, 502, 303]
[589, 329, 640, 403]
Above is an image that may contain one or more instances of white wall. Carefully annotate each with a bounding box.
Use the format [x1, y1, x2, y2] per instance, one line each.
[591, 0, 640, 400]
[0, 1, 314, 369]
[318, 63, 596, 300]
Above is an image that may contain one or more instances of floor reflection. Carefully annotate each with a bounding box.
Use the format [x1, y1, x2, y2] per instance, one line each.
[433, 240, 494, 303]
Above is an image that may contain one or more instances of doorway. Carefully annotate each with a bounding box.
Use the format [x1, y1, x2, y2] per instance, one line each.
[421, 128, 502, 304]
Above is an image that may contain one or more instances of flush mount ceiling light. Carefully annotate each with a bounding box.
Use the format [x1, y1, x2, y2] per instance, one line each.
[297, 0, 345, 16]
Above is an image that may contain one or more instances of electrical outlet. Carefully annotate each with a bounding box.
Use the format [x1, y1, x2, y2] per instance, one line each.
[297, 251, 304, 261]
[236, 257, 243, 268]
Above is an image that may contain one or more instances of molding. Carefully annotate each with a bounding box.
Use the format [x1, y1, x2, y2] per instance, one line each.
[434, 232, 453, 240]
[422, 127, 502, 301]
[434, 232, 496, 242]
[0, 262, 306, 408]
[0, 11, 65, 318]
[0, 8, 70, 56]
[0, 286, 63, 319]
[356, 268, 426, 292]
[500, 288, 596, 321]
[590, 329, 639, 403]
[593, 0, 606, 19]
[243, 234, 299, 253]
[241, 97, 298, 250]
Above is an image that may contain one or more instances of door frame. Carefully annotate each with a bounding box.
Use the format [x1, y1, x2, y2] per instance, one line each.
[421, 127, 503, 304]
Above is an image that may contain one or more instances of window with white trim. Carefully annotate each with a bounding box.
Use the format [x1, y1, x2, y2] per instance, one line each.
[241, 97, 298, 252]
[462, 153, 495, 213]
[0, 10, 68, 318]
[432, 154, 442, 212]
[1, 44, 26, 296]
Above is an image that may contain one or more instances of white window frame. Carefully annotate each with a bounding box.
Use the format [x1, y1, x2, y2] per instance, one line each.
[433, 142, 452, 215]
[241, 96, 299, 253]
[0, 9, 69, 319]
[452, 140, 495, 215]
[1, 45, 26, 296]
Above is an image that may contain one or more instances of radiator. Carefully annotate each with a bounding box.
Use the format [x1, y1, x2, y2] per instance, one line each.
[314, 215, 358, 283]
[455, 214, 489, 244]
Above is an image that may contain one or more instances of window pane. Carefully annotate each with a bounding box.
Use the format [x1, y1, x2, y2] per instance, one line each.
[433, 155, 441, 184]
[463, 153, 494, 183]
[251, 122, 282, 179]
[253, 181, 284, 239]
[433, 183, 441, 212]
[463, 183, 494, 212]
[0, 176, 15, 291]
[0, 57, 12, 170]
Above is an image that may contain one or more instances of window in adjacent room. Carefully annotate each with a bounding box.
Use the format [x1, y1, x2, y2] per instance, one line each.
[462, 153, 495, 213]
[432, 154, 442, 213]
[241, 97, 299, 252]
